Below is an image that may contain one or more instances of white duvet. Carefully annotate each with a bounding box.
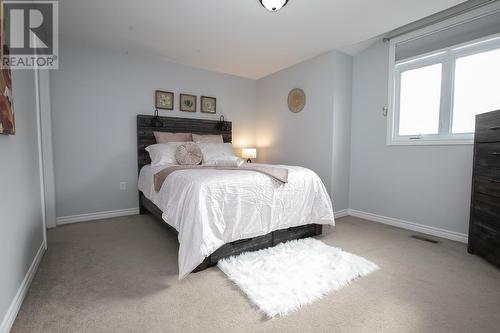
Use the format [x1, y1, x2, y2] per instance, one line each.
[138, 163, 335, 279]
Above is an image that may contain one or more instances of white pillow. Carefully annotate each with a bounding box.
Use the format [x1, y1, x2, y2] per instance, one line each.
[145, 142, 185, 167]
[198, 143, 239, 164]
[207, 159, 245, 167]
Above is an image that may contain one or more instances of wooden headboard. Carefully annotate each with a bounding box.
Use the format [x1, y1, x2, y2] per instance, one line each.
[137, 115, 232, 172]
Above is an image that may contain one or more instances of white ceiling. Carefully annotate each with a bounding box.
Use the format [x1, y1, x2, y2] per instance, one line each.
[60, 0, 466, 79]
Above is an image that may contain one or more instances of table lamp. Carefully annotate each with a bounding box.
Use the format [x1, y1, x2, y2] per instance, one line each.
[242, 148, 257, 163]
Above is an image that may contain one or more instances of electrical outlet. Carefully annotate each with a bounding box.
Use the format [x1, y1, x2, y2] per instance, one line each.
[120, 182, 127, 191]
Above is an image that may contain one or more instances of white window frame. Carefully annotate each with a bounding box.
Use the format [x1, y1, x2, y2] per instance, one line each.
[386, 5, 500, 146]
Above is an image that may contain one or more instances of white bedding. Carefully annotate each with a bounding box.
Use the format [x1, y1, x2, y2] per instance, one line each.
[138, 163, 335, 279]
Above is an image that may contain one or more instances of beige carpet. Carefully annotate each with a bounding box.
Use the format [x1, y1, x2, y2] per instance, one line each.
[12, 215, 500, 333]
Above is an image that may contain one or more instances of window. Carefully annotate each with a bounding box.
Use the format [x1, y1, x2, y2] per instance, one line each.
[389, 34, 500, 145]
[453, 47, 500, 133]
[398, 63, 442, 136]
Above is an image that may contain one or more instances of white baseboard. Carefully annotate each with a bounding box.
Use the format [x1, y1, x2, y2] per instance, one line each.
[334, 209, 349, 218]
[0, 242, 45, 333]
[57, 208, 140, 226]
[55, 206, 467, 243]
[348, 209, 468, 243]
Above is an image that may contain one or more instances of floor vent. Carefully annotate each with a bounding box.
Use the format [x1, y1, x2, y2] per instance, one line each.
[410, 235, 439, 244]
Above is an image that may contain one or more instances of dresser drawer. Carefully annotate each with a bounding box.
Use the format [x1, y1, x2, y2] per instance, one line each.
[470, 223, 500, 267]
[475, 112, 500, 142]
[470, 110, 500, 268]
[474, 176, 500, 198]
[473, 193, 500, 229]
[475, 142, 500, 169]
[475, 165, 500, 179]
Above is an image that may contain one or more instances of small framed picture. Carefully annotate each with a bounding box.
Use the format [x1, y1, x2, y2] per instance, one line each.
[155, 90, 174, 110]
[180, 94, 197, 112]
[201, 96, 216, 114]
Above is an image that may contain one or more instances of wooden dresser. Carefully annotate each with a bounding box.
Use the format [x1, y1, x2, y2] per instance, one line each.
[468, 109, 500, 268]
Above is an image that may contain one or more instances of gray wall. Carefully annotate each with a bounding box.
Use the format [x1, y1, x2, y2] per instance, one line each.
[349, 40, 473, 235]
[0, 70, 44, 323]
[256, 51, 352, 212]
[39, 70, 57, 228]
[51, 38, 472, 234]
[332, 53, 353, 211]
[51, 39, 257, 218]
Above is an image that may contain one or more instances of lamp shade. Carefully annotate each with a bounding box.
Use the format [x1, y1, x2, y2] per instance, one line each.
[259, 0, 288, 12]
[242, 148, 257, 159]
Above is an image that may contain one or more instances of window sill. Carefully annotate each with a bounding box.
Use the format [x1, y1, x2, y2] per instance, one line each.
[387, 139, 474, 146]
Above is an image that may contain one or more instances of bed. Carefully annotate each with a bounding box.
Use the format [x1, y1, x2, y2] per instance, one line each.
[137, 115, 335, 278]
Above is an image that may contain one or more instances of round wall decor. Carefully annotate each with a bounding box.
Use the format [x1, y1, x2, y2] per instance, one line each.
[287, 88, 306, 113]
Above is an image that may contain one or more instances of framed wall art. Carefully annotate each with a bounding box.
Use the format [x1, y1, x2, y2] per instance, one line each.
[201, 96, 216, 114]
[155, 90, 174, 110]
[180, 94, 197, 112]
[0, 12, 14, 135]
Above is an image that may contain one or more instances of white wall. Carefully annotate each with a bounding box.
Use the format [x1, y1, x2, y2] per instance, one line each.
[51, 39, 257, 218]
[349, 40, 473, 235]
[256, 51, 352, 212]
[0, 70, 45, 330]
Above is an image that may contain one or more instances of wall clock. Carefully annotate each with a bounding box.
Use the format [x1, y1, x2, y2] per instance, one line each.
[287, 88, 305, 113]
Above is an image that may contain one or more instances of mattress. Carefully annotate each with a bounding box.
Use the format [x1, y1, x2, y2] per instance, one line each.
[138, 163, 335, 279]
[138, 164, 167, 215]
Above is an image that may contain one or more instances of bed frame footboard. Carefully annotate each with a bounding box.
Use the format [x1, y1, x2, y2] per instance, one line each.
[139, 192, 322, 272]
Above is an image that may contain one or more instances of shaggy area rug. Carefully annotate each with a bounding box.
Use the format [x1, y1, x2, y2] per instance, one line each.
[218, 238, 379, 317]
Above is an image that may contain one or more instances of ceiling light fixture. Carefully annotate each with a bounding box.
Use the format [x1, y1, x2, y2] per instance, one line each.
[259, 0, 288, 12]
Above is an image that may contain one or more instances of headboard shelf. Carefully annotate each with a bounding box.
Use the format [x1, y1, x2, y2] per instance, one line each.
[137, 114, 232, 173]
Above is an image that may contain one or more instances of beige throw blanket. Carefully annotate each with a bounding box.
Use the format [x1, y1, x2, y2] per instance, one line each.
[154, 164, 288, 192]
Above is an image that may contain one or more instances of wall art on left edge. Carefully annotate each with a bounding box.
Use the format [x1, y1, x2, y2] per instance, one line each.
[0, 8, 14, 135]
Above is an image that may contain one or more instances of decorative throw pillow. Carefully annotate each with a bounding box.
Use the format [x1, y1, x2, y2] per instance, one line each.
[192, 134, 224, 143]
[175, 142, 203, 165]
[154, 131, 192, 144]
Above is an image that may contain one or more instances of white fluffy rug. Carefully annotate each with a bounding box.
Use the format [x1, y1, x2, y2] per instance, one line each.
[218, 238, 379, 317]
